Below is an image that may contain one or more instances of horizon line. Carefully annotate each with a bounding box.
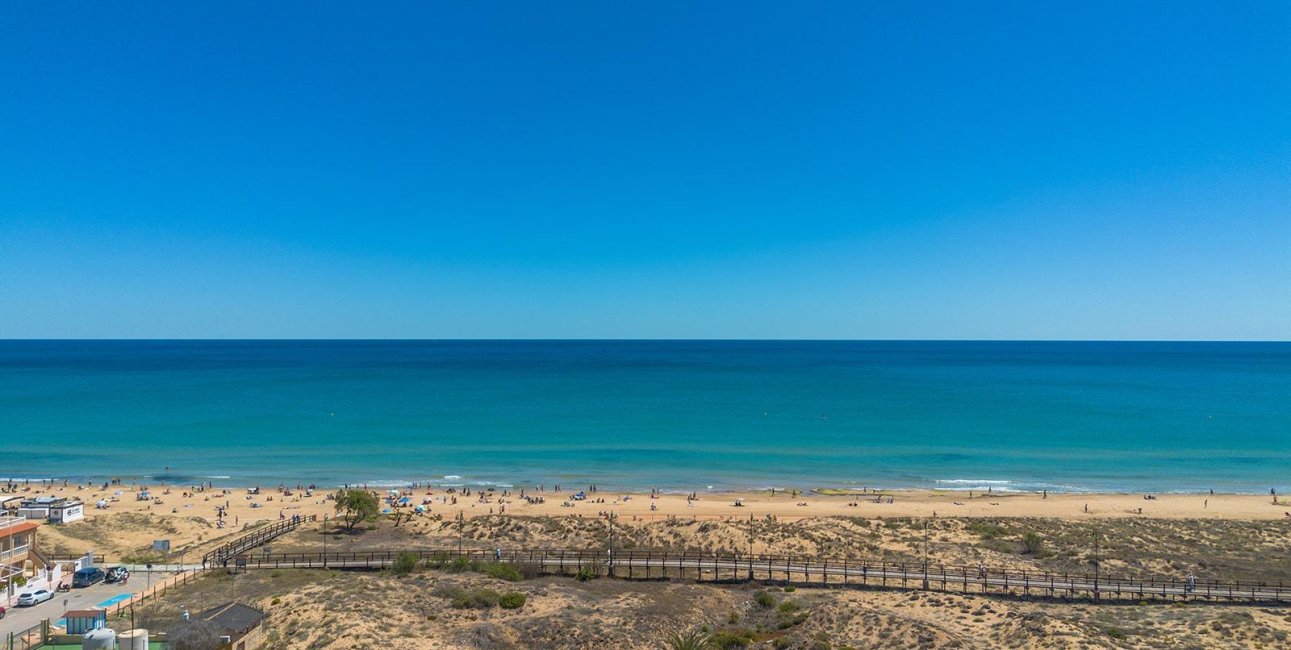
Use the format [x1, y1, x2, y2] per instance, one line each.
[2, 338, 1288, 344]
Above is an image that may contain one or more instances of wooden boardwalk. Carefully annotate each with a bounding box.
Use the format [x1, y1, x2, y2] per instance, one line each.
[202, 516, 304, 567]
[222, 548, 1290, 605]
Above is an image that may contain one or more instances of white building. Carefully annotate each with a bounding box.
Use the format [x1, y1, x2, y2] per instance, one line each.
[49, 500, 84, 524]
[17, 498, 84, 524]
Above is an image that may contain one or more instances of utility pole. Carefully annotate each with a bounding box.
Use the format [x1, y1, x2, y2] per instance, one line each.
[922, 519, 930, 589]
[322, 515, 328, 568]
[1092, 528, 1101, 604]
[748, 513, 755, 581]
[606, 511, 615, 576]
[458, 511, 465, 556]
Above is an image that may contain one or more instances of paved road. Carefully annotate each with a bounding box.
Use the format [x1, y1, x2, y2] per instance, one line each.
[0, 581, 137, 638]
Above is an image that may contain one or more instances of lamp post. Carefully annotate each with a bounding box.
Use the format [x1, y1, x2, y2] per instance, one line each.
[457, 511, 465, 556]
[322, 515, 328, 568]
[606, 511, 616, 576]
[922, 519, 930, 590]
[1092, 528, 1101, 604]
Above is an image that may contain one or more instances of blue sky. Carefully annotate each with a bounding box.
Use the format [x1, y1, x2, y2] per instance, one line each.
[2, 1, 1288, 339]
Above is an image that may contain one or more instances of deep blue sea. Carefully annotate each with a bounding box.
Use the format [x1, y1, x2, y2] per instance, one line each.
[1, 341, 1287, 493]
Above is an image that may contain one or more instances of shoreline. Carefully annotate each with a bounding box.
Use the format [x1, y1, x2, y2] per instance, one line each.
[4, 475, 1287, 497]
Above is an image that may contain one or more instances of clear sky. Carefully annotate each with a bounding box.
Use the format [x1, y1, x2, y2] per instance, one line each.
[2, 2, 1288, 339]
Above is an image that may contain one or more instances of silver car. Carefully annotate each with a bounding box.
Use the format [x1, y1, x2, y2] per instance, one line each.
[17, 589, 54, 607]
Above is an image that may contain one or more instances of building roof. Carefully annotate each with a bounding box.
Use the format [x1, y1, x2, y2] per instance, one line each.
[0, 520, 39, 539]
[64, 609, 107, 618]
[198, 602, 265, 635]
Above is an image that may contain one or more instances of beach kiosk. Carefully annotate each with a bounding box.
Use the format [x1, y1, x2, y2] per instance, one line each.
[63, 608, 108, 634]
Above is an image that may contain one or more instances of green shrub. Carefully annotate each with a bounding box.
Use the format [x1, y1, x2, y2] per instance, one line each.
[1021, 531, 1044, 555]
[575, 565, 598, 581]
[498, 591, 527, 609]
[782, 585, 795, 593]
[777, 600, 799, 614]
[445, 557, 472, 573]
[754, 591, 776, 608]
[392, 551, 419, 576]
[709, 629, 755, 649]
[967, 521, 1005, 539]
[451, 588, 502, 609]
[479, 562, 523, 582]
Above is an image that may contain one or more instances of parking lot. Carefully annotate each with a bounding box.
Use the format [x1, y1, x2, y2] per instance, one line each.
[1, 580, 137, 638]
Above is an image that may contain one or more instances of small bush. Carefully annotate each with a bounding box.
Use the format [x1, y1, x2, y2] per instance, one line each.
[755, 591, 776, 608]
[778, 600, 799, 614]
[498, 591, 527, 609]
[783, 585, 795, 593]
[451, 588, 501, 609]
[575, 565, 598, 581]
[392, 551, 419, 576]
[1021, 532, 1044, 555]
[479, 562, 523, 582]
[967, 521, 1006, 539]
[709, 629, 755, 649]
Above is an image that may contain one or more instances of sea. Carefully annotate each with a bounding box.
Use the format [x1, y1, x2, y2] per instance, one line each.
[1, 340, 1287, 494]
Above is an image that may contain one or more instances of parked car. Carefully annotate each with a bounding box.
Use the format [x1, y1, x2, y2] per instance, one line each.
[17, 589, 54, 606]
[72, 567, 106, 587]
[105, 566, 130, 583]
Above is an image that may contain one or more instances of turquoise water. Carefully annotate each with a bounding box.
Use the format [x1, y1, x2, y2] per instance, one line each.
[0, 341, 1287, 493]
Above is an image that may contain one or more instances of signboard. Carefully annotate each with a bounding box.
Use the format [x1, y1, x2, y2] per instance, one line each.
[152, 539, 170, 552]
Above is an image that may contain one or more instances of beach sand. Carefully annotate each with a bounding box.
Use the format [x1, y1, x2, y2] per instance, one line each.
[16, 482, 1291, 560]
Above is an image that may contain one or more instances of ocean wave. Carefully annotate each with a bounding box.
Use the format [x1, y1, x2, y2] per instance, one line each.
[932, 478, 1091, 493]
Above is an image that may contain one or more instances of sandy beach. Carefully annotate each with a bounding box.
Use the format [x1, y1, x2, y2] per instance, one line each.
[15, 481, 1290, 539]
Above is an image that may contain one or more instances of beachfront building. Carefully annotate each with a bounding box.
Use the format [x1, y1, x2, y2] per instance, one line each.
[1, 514, 43, 600]
[16, 497, 85, 524]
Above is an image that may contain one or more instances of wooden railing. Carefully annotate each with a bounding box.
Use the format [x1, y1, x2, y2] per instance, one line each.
[201, 516, 304, 567]
[217, 548, 1291, 605]
[103, 567, 211, 618]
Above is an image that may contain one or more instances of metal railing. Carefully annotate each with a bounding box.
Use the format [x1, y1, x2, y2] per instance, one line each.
[0, 545, 29, 562]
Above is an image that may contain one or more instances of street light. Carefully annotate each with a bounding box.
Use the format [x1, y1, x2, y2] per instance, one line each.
[606, 511, 616, 575]
[1092, 528, 1101, 604]
[922, 520, 930, 589]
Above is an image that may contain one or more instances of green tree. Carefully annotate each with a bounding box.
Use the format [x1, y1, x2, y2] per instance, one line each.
[335, 489, 379, 531]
